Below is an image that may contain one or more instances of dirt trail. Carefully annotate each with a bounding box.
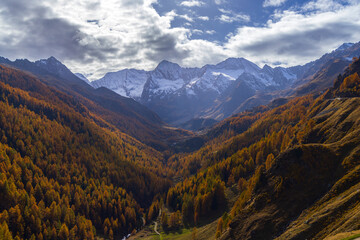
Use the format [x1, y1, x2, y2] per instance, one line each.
[154, 221, 160, 235]
[153, 209, 162, 236]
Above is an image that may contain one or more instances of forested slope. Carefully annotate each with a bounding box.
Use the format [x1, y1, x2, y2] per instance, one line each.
[0, 65, 172, 239]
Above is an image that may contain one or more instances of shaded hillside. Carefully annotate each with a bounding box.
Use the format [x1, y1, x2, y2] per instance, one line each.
[201, 78, 256, 121]
[179, 118, 218, 131]
[293, 58, 350, 96]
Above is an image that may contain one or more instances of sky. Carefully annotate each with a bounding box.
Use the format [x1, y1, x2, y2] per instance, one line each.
[0, 0, 360, 80]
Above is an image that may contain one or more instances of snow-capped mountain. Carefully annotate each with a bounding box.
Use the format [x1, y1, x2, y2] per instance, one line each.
[92, 57, 295, 101]
[143, 60, 201, 99]
[185, 58, 262, 96]
[145, 57, 296, 101]
[141, 57, 298, 123]
[92, 69, 148, 100]
[91, 57, 298, 124]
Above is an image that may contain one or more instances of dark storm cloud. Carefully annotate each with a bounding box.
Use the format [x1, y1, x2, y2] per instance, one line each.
[143, 28, 178, 51]
[141, 27, 190, 62]
[144, 37, 190, 63]
[0, 0, 116, 62]
[237, 22, 356, 58]
[222, 2, 360, 70]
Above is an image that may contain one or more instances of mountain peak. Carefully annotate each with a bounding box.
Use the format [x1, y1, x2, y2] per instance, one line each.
[262, 64, 274, 74]
[0, 56, 11, 64]
[156, 60, 181, 70]
[215, 57, 261, 71]
[220, 57, 247, 65]
[335, 42, 354, 51]
[48, 56, 58, 61]
[36, 56, 63, 67]
[263, 64, 273, 70]
[153, 60, 183, 80]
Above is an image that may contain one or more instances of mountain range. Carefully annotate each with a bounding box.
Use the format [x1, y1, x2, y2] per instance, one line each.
[1, 42, 358, 130]
[89, 42, 360, 127]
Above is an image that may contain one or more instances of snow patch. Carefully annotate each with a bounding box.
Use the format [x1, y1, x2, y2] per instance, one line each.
[150, 78, 184, 95]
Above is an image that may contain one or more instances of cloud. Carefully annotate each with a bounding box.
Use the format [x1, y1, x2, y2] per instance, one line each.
[218, 14, 250, 23]
[179, 14, 194, 22]
[164, 10, 194, 23]
[165, 10, 194, 23]
[225, 0, 360, 67]
[263, 0, 287, 7]
[192, 29, 204, 35]
[198, 16, 210, 21]
[214, 0, 227, 4]
[180, 0, 205, 7]
[180, 39, 227, 67]
[302, 0, 346, 12]
[165, 10, 178, 20]
[218, 8, 231, 14]
[0, 0, 116, 64]
[206, 30, 216, 35]
[217, 9, 250, 23]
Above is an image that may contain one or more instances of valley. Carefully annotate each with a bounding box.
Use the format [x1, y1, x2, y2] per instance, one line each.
[2, 0, 360, 239]
[0, 44, 360, 240]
